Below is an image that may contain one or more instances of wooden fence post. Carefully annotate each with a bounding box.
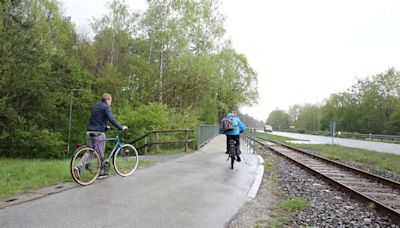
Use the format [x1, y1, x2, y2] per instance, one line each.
[184, 129, 189, 152]
[144, 136, 148, 154]
[156, 132, 159, 153]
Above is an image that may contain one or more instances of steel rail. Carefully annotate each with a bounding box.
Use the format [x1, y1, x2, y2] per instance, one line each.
[250, 135, 400, 224]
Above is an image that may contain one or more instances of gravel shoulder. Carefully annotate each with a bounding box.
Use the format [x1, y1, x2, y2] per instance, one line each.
[228, 145, 399, 227]
[228, 147, 278, 227]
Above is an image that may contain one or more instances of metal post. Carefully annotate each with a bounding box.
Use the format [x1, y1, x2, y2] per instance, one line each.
[197, 126, 201, 149]
[67, 96, 73, 155]
[67, 89, 79, 156]
[252, 129, 255, 153]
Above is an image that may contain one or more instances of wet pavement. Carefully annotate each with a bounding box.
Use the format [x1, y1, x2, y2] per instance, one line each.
[0, 135, 261, 228]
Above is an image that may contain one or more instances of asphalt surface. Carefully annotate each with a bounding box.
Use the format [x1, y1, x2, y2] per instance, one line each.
[271, 131, 400, 155]
[0, 135, 260, 228]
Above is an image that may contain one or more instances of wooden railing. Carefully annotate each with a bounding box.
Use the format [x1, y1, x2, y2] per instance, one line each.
[129, 129, 194, 154]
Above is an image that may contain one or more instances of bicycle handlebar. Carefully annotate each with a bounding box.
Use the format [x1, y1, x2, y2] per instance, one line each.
[106, 126, 128, 132]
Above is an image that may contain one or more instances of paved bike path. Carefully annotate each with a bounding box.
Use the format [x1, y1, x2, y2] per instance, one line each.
[0, 135, 261, 228]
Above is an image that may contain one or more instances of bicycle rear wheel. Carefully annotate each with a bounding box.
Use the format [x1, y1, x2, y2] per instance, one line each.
[113, 144, 139, 177]
[229, 141, 236, 169]
[70, 146, 101, 186]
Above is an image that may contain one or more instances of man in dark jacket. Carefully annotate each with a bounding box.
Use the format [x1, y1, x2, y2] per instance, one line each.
[74, 93, 127, 178]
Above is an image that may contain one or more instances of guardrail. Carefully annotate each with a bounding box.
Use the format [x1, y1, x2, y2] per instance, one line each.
[281, 129, 400, 143]
[339, 132, 400, 142]
[129, 129, 194, 154]
[197, 125, 219, 149]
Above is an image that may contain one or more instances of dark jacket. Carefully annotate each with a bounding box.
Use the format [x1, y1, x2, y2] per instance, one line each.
[87, 102, 123, 132]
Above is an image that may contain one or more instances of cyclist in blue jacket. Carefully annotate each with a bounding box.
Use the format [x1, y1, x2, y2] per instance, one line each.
[222, 111, 245, 162]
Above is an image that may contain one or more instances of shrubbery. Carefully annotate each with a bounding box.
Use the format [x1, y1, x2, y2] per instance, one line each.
[9, 128, 65, 159]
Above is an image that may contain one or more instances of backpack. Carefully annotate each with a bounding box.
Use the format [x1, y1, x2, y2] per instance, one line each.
[222, 117, 235, 131]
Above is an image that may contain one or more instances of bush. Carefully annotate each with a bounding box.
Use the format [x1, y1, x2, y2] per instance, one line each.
[9, 127, 65, 159]
[117, 102, 169, 140]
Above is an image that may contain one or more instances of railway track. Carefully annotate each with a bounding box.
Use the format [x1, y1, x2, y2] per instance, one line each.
[249, 135, 400, 224]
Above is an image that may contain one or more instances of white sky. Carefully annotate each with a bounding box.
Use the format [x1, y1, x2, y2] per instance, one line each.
[60, 0, 400, 122]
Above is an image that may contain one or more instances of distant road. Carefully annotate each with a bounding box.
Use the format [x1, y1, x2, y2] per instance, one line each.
[270, 131, 400, 155]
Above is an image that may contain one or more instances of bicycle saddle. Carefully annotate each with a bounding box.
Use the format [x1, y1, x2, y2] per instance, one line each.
[89, 133, 102, 137]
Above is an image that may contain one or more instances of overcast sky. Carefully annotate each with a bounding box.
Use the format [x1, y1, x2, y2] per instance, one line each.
[60, 0, 400, 121]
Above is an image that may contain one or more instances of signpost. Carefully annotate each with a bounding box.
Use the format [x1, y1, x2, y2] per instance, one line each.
[330, 120, 336, 144]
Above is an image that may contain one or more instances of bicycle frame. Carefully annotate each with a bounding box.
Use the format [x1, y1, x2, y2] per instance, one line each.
[91, 135, 123, 162]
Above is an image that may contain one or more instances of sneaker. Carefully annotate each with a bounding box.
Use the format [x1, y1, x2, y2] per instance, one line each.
[84, 163, 91, 170]
[98, 173, 109, 179]
[236, 155, 241, 162]
[73, 167, 81, 180]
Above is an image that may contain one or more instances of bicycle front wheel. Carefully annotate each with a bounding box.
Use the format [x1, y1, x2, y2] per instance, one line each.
[113, 144, 139, 177]
[230, 154, 235, 169]
[70, 146, 101, 186]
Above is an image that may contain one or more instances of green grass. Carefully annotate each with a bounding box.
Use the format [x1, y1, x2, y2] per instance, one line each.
[0, 158, 151, 198]
[281, 197, 308, 211]
[255, 132, 297, 142]
[0, 158, 71, 198]
[268, 197, 309, 227]
[288, 143, 400, 174]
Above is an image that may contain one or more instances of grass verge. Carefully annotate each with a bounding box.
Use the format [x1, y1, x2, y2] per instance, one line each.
[269, 196, 309, 227]
[258, 147, 308, 227]
[255, 132, 297, 142]
[288, 143, 400, 174]
[255, 131, 400, 174]
[0, 158, 151, 198]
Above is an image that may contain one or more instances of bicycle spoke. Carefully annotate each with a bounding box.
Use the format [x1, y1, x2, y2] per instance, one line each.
[70, 147, 101, 185]
[114, 144, 139, 176]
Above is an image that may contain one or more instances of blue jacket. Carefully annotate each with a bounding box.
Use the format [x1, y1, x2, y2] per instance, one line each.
[87, 102, 123, 132]
[222, 113, 245, 135]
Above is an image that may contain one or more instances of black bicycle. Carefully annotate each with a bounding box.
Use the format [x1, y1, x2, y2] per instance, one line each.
[227, 139, 236, 169]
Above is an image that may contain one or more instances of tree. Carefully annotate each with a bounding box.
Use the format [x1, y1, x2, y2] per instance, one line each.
[266, 109, 291, 130]
[296, 104, 321, 131]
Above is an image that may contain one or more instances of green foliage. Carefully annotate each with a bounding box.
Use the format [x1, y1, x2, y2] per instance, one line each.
[238, 113, 264, 129]
[281, 198, 308, 211]
[386, 107, 400, 134]
[268, 68, 400, 135]
[0, 0, 258, 159]
[9, 127, 65, 159]
[267, 109, 291, 130]
[118, 102, 169, 139]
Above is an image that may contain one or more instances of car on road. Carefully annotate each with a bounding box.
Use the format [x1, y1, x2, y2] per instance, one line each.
[264, 125, 273, 132]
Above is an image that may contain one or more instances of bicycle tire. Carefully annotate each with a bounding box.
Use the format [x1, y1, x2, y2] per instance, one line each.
[230, 153, 234, 169]
[113, 144, 139, 177]
[229, 140, 236, 169]
[70, 146, 101, 186]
